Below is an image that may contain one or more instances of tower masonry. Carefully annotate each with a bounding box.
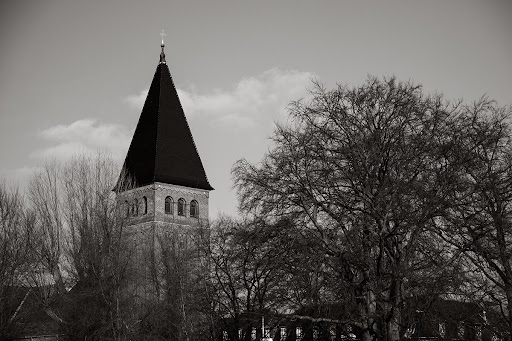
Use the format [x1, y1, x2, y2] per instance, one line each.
[118, 182, 210, 227]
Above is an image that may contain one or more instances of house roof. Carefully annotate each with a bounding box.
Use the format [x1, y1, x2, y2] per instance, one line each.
[116, 44, 213, 191]
[432, 299, 486, 325]
[5, 286, 62, 338]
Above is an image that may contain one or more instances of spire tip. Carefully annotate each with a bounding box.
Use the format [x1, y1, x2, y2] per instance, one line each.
[159, 30, 167, 64]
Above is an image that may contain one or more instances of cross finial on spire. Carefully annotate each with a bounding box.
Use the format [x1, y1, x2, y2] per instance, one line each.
[159, 30, 167, 64]
[160, 30, 166, 46]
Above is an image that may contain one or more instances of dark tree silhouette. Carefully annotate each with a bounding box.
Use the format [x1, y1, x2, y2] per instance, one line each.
[233, 77, 466, 341]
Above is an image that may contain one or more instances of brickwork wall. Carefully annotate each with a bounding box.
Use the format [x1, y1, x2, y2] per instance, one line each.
[117, 182, 210, 228]
[153, 182, 209, 224]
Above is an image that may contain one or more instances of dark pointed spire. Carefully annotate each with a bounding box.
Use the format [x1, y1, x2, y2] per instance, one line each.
[115, 39, 213, 192]
[159, 30, 166, 64]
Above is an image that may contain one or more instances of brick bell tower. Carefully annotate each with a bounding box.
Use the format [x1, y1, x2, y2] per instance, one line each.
[115, 37, 213, 231]
[113, 37, 213, 332]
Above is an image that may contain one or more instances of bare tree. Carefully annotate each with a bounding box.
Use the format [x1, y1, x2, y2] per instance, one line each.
[29, 161, 66, 292]
[63, 154, 131, 340]
[28, 154, 132, 340]
[0, 181, 39, 337]
[207, 216, 301, 341]
[437, 98, 512, 338]
[233, 77, 464, 341]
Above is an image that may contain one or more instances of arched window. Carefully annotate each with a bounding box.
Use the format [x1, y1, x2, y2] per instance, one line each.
[190, 200, 199, 218]
[165, 196, 173, 215]
[133, 198, 138, 216]
[142, 196, 148, 215]
[177, 198, 186, 216]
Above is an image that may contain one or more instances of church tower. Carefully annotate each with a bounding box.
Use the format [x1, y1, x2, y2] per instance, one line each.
[113, 38, 213, 338]
[115, 38, 213, 229]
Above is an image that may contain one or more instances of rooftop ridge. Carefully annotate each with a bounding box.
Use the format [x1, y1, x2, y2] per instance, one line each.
[152, 67, 162, 183]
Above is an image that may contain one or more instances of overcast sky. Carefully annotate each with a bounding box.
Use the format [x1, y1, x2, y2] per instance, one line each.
[1, 0, 511, 218]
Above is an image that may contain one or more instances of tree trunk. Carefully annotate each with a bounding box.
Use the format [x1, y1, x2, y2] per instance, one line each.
[362, 288, 376, 341]
[387, 308, 400, 341]
[505, 285, 512, 339]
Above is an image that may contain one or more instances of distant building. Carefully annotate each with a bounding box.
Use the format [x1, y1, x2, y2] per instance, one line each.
[405, 298, 506, 341]
[218, 306, 362, 341]
[218, 299, 506, 341]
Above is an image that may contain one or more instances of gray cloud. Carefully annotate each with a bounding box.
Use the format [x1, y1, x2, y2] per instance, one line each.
[33, 119, 131, 160]
[125, 68, 315, 129]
